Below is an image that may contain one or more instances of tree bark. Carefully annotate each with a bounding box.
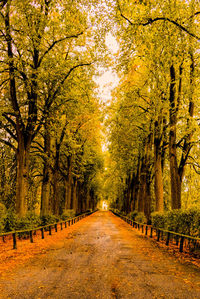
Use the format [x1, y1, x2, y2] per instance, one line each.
[178, 51, 195, 182]
[64, 156, 72, 210]
[41, 120, 51, 216]
[52, 168, 59, 215]
[4, 3, 39, 216]
[169, 65, 181, 209]
[138, 130, 152, 219]
[71, 177, 77, 213]
[154, 118, 164, 212]
[138, 157, 145, 213]
[16, 143, 30, 216]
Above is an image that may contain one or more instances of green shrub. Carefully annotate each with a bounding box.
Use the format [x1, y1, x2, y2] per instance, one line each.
[128, 210, 138, 221]
[135, 212, 147, 224]
[165, 209, 182, 232]
[61, 209, 75, 220]
[121, 211, 126, 216]
[0, 203, 7, 233]
[151, 211, 168, 229]
[150, 208, 200, 238]
[113, 208, 121, 215]
[15, 212, 40, 231]
[4, 209, 17, 232]
[40, 214, 59, 226]
[193, 210, 200, 237]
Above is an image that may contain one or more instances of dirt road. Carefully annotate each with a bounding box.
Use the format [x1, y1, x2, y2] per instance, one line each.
[1, 211, 200, 299]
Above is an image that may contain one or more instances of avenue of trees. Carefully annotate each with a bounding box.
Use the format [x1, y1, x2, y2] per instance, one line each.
[0, 0, 105, 226]
[0, 0, 200, 232]
[106, 0, 200, 221]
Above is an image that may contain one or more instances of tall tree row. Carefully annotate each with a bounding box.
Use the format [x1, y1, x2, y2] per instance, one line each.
[106, 0, 200, 218]
[0, 0, 104, 217]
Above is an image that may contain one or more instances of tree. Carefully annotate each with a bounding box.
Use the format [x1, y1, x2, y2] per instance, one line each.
[111, 0, 200, 212]
[0, 0, 96, 216]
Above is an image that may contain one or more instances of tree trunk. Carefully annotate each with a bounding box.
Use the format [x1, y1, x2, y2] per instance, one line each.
[64, 156, 72, 210]
[154, 119, 164, 212]
[144, 174, 151, 221]
[126, 174, 131, 214]
[178, 50, 195, 182]
[16, 142, 30, 217]
[41, 121, 51, 216]
[130, 173, 135, 211]
[138, 158, 145, 213]
[132, 158, 140, 211]
[154, 154, 164, 211]
[52, 168, 59, 215]
[138, 130, 152, 218]
[86, 189, 90, 211]
[71, 177, 77, 213]
[169, 65, 181, 209]
[5, 3, 38, 216]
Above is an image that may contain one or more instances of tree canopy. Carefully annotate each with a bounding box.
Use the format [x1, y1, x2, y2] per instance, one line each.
[0, 0, 200, 230]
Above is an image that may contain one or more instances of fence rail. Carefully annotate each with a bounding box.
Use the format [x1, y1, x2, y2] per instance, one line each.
[0, 211, 95, 250]
[112, 211, 200, 254]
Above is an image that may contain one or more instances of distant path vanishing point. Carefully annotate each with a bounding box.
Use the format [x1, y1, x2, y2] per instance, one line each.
[1, 211, 200, 299]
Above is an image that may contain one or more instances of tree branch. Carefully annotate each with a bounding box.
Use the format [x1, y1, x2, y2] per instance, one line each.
[0, 138, 16, 151]
[58, 119, 69, 147]
[32, 140, 44, 151]
[1, 125, 17, 140]
[38, 32, 85, 66]
[189, 11, 200, 19]
[0, 0, 8, 10]
[0, 78, 9, 89]
[2, 112, 16, 129]
[32, 62, 92, 141]
[117, 0, 200, 40]
[47, 62, 92, 109]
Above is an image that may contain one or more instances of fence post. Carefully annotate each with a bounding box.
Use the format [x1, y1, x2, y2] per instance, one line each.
[41, 228, 44, 239]
[49, 225, 52, 235]
[13, 232, 17, 249]
[150, 227, 153, 238]
[179, 236, 184, 252]
[142, 225, 144, 233]
[176, 235, 179, 246]
[30, 230, 33, 243]
[61, 223, 63, 230]
[145, 226, 148, 236]
[55, 224, 57, 232]
[65, 221, 67, 228]
[166, 232, 170, 246]
[157, 229, 160, 242]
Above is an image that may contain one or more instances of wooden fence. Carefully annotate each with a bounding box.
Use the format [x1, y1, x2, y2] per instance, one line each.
[0, 211, 94, 250]
[112, 211, 200, 254]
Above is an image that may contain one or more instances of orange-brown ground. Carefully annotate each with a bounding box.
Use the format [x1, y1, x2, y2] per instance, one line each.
[0, 211, 200, 298]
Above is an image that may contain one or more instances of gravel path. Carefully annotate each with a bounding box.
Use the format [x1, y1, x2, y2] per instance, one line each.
[1, 211, 200, 299]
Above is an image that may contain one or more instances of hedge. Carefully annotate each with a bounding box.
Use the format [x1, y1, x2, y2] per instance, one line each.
[151, 208, 200, 238]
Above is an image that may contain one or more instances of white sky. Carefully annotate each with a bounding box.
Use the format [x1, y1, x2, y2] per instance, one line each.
[94, 32, 119, 105]
[94, 32, 120, 153]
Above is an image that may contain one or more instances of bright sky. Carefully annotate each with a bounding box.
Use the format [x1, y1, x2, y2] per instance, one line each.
[94, 32, 119, 105]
